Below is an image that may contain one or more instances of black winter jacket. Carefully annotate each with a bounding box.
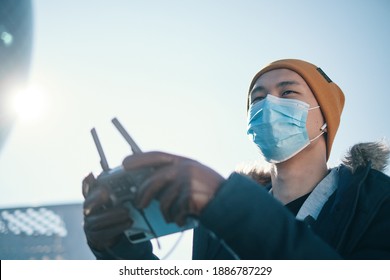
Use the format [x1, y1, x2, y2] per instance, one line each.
[91, 142, 390, 259]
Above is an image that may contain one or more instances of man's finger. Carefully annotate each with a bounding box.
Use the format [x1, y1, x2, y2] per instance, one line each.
[85, 222, 132, 249]
[122, 151, 177, 171]
[83, 186, 112, 215]
[158, 180, 183, 223]
[135, 165, 177, 208]
[82, 173, 96, 198]
[84, 207, 132, 231]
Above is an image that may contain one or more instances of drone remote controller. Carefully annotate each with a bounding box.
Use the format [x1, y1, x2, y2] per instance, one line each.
[90, 118, 195, 243]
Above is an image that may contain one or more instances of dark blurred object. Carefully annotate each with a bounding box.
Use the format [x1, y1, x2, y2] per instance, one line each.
[0, 203, 95, 259]
[0, 0, 33, 152]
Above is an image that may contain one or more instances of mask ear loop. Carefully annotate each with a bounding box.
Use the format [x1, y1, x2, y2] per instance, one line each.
[308, 105, 327, 143]
[308, 105, 320, 111]
[310, 123, 327, 143]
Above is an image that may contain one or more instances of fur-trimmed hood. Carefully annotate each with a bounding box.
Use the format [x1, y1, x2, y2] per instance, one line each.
[341, 141, 389, 173]
[236, 141, 390, 185]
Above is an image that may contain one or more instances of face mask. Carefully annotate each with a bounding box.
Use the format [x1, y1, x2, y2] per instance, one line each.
[247, 94, 326, 163]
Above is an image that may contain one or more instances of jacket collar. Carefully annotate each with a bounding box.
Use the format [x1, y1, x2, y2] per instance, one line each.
[312, 163, 370, 250]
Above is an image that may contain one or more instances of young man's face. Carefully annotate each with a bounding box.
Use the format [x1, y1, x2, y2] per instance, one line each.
[249, 68, 326, 142]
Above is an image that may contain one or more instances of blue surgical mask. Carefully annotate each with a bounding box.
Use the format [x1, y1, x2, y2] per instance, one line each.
[247, 94, 326, 163]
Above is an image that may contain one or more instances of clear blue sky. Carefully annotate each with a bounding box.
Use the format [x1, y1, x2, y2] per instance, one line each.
[1, 0, 389, 259]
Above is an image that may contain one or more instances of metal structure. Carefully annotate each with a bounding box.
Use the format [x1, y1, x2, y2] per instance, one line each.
[0, 203, 94, 259]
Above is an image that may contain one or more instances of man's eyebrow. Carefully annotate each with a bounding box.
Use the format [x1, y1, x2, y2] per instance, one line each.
[276, 80, 300, 87]
[250, 85, 266, 96]
[250, 80, 300, 96]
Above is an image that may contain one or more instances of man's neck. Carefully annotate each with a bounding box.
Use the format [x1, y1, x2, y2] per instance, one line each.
[270, 149, 329, 205]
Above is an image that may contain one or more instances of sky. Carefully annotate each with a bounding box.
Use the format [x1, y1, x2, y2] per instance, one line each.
[1, 0, 389, 259]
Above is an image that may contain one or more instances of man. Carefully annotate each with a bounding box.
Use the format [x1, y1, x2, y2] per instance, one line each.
[83, 59, 390, 259]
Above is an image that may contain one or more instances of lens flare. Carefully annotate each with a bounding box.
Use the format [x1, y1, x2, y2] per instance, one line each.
[10, 86, 47, 122]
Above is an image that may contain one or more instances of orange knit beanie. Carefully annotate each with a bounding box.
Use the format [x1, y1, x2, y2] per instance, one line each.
[247, 59, 345, 160]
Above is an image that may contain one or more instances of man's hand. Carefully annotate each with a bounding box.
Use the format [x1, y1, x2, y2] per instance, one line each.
[82, 173, 133, 250]
[122, 151, 225, 226]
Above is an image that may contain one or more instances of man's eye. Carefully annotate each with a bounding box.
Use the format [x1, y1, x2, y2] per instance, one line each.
[281, 90, 295, 96]
[251, 96, 265, 104]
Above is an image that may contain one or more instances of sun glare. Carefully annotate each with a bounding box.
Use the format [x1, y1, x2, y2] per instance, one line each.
[10, 86, 48, 122]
